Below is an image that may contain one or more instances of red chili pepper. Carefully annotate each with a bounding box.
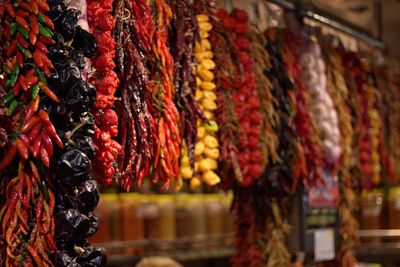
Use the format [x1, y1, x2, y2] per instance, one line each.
[37, 0, 50, 12]
[38, 36, 55, 45]
[40, 145, 50, 167]
[29, 31, 37, 45]
[30, 0, 39, 15]
[19, 75, 29, 91]
[39, 82, 60, 103]
[18, 2, 32, 13]
[3, 27, 11, 40]
[38, 109, 63, 148]
[16, 16, 30, 32]
[36, 193, 44, 232]
[0, 143, 17, 170]
[44, 15, 54, 30]
[5, 3, 16, 18]
[6, 39, 18, 56]
[24, 97, 40, 121]
[16, 9, 29, 18]
[31, 96, 40, 113]
[16, 51, 24, 67]
[40, 53, 53, 69]
[27, 244, 43, 266]
[29, 160, 40, 179]
[43, 65, 51, 77]
[41, 132, 53, 158]
[26, 123, 42, 143]
[33, 51, 43, 68]
[31, 135, 42, 158]
[26, 75, 38, 87]
[35, 41, 48, 53]
[21, 115, 40, 133]
[29, 15, 39, 35]
[17, 33, 29, 48]
[12, 83, 21, 96]
[15, 139, 29, 160]
[19, 134, 30, 147]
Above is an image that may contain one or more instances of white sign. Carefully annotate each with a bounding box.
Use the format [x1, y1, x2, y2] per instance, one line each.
[314, 228, 335, 261]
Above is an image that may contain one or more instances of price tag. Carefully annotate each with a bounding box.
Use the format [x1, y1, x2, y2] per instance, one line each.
[314, 228, 335, 261]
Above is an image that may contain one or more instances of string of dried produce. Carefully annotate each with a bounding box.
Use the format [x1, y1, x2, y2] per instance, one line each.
[44, 1, 105, 264]
[259, 28, 301, 267]
[248, 28, 280, 171]
[180, 13, 221, 190]
[230, 8, 263, 187]
[369, 62, 395, 185]
[299, 39, 341, 171]
[0, 0, 63, 264]
[88, 0, 122, 187]
[168, 0, 207, 191]
[345, 53, 379, 189]
[325, 46, 358, 267]
[282, 31, 324, 188]
[113, 0, 155, 190]
[375, 61, 400, 183]
[210, 7, 242, 186]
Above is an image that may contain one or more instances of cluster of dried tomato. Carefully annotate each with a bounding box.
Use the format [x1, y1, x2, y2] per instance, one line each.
[0, 0, 61, 264]
[88, 0, 121, 187]
[228, 9, 263, 187]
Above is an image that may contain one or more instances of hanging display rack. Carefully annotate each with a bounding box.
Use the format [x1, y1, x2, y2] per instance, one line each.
[266, 0, 386, 49]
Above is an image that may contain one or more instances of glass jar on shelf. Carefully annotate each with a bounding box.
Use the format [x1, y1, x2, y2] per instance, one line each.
[120, 193, 145, 254]
[175, 194, 192, 248]
[360, 189, 384, 243]
[189, 195, 207, 247]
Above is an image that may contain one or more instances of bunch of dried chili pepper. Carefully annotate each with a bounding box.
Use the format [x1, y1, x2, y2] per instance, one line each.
[0, 0, 66, 264]
[374, 61, 398, 184]
[168, 0, 207, 191]
[248, 28, 280, 171]
[87, 0, 122, 187]
[209, 7, 243, 186]
[113, 0, 156, 191]
[344, 52, 379, 189]
[44, 0, 106, 265]
[147, 0, 182, 189]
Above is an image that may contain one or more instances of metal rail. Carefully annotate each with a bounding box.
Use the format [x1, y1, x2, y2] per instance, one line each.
[266, 0, 386, 50]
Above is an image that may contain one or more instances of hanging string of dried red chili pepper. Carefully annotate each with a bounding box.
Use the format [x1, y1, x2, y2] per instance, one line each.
[168, 0, 205, 184]
[113, 0, 156, 190]
[0, 0, 63, 264]
[87, 0, 122, 187]
[374, 62, 399, 184]
[147, 0, 181, 189]
[209, 8, 242, 185]
[248, 29, 280, 171]
[345, 53, 379, 189]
